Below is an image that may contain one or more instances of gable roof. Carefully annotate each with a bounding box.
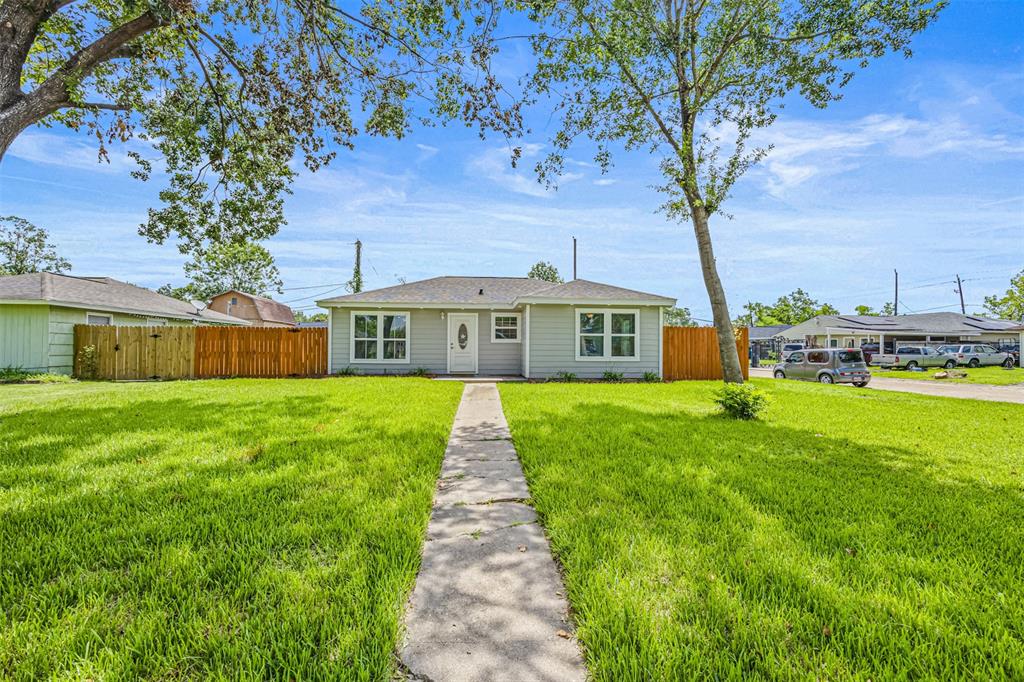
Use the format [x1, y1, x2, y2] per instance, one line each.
[316, 276, 676, 307]
[749, 324, 792, 340]
[214, 289, 296, 325]
[783, 312, 1019, 337]
[0, 272, 247, 324]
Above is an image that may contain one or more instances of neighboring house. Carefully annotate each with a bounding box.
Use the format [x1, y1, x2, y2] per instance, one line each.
[0, 272, 246, 374]
[296, 321, 328, 329]
[316, 276, 676, 379]
[207, 290, 296, 327]
[749, 324, 792, 360]
[780, 312, 1023, 352]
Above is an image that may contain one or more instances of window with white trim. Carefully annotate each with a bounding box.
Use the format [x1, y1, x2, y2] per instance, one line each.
[86, 313, 112, 325]
[351, 311, 409, 362]
[576, 309, 639, 360]
[491, 313, 521, 343]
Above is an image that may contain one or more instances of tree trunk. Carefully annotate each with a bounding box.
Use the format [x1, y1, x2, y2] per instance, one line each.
[0, 97, 57, 158]
[690, 205, 744, 383]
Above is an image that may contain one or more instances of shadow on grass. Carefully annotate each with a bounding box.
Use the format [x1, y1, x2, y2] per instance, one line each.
[507, 400, 1024, 680]
[0, 386, 455, 679]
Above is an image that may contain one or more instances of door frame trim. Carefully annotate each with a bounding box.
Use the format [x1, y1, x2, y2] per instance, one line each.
[447, 312, 479, 374]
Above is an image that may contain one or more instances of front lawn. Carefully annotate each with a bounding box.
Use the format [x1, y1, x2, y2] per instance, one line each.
[0, 378, 463, 679]
[871, 364, 1024, 385]
[500, 380, 1023, 680]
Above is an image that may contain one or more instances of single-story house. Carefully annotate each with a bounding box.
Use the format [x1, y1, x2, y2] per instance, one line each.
[207, 290, 296, 327]
[0, 272, 246, 374]
[316, 276, 676, 379]
[780, 312, 1023, 352]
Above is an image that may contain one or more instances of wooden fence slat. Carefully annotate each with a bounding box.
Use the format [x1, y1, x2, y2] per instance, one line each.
[662, 326, 749, 381]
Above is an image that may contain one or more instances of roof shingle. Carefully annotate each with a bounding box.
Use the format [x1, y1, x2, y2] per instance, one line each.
[0, 272, 246, 324]
[317, 276, 675, 306]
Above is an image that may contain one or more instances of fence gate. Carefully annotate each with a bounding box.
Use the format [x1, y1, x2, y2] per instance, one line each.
[662, 326, 749, 381]
[74, 325, 196, 380]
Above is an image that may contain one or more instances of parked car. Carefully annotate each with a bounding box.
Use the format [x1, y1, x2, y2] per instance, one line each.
[780, 342, 805, 360]
[935, 343, 1015, 368]
[997, 342, 1020, 366]
[773, 348, 871, 386]
[859, 342, 879, 364]
[870, 346, 957, 370]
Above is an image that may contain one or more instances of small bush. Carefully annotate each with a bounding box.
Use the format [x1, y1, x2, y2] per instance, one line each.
[0, 366, 30, 383]
[714, 383, 769, 420]
[642, 371, 661, 383]
[408, 367, 430, 377]
[336, 366, 361, 376]
[552, 371, 577, 383]
[76, 344, 98, 380]
[602, 371, 624, 382]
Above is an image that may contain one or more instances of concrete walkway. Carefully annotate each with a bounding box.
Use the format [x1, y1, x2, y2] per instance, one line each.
[401, 383, 586, 682]
[751, 366, 1024, 403]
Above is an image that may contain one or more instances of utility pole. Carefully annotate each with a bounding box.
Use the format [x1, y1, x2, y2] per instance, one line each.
[572, 236, 577, 280]
[955, 274, 965, 314]
[893, 269, 899, 315]
[350, 240, 363, 293]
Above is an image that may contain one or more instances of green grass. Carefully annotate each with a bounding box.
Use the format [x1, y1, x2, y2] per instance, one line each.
[0, 378, 463, 680]
[871, 364, 1024, 385]
[499, 379, 1024, 680]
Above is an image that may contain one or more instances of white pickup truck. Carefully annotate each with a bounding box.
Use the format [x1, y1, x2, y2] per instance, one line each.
[870, 346, 957, 370]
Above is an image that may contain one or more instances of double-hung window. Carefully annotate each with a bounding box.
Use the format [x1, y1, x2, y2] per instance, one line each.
[351, 311, 409, 363]
[491, 313, 521, 343]
[576, 309, 639, 360]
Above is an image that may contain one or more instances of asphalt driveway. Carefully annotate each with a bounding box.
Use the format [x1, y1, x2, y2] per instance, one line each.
[751, 367, 1024, 404]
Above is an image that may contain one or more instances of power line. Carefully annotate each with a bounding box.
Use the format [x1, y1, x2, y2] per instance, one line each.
[280, 281, 349, 291]
[283, 284, 348, 304]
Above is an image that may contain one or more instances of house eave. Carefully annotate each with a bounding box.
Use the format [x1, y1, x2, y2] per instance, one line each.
[0, 298, 249, 325]
[514, 297, 676, 306]
[317, 301, 519, 310]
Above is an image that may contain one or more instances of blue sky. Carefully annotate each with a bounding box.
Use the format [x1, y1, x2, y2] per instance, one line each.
[1, 1, 1021, 321]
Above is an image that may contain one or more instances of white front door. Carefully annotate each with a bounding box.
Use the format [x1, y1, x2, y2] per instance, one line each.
[448, 313, 478, 373]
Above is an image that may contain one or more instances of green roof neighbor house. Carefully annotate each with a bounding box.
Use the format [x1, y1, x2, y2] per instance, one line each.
[0, 272, 246, 374]
[316, 276, 676, 379]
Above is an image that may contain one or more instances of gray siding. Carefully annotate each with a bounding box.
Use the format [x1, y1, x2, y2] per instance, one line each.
[528, 304, 661, 379]
[329, 308, 523, 375]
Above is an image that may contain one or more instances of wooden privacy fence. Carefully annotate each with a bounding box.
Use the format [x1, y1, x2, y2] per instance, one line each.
[662, 326, 749, 381]
[74, 325, 327, 380]
[195, 327, 327, 378]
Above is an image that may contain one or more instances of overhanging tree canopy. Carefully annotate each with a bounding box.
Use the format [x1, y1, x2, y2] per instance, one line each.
[0, 0, 521, 253]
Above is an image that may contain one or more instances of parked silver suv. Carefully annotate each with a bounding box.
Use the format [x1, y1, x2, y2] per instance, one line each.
[773, 348, 871, 386]
[935, 344, 1015, 368]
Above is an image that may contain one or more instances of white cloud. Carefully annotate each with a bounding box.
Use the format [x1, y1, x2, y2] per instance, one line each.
[755, 112, 1024, 196]
[415, 143, 440, 159]
[593, 178, 618, 186]
[466, 143, 584, 197]
[7, 130, 142, 174]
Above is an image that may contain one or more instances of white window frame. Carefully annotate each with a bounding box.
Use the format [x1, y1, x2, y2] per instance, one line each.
[574, 308, 641, 361]
[349, 310, 411, 364]
[86, 311, 112, 325]
[491, 312, 522, 344]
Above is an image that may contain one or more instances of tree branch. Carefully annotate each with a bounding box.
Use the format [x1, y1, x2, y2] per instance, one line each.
[65, 101, 130, 111]
[31, 11, 160, 108]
